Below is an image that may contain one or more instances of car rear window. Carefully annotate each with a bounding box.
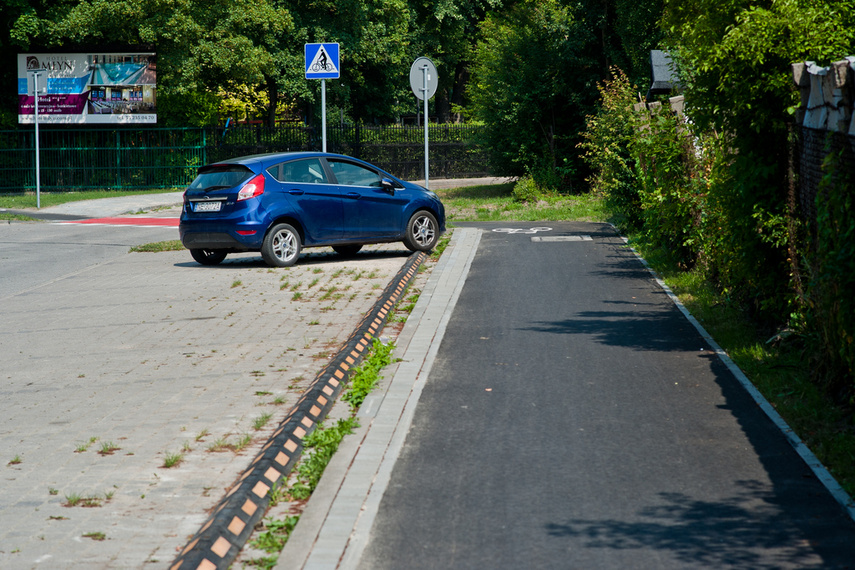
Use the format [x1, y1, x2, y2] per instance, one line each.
[189, 165, 253, 191]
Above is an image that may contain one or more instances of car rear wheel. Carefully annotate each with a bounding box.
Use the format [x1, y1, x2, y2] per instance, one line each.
[403, 211, 439, 252]
[262, 223, 301, 267]
[332, 244, 363, 257]
[190, 248, 227, 266]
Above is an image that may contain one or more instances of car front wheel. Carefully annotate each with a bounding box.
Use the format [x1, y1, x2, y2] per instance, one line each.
[190, 248, 227, 266]
[262, 223, 301, 267]
[403, 211, 439, 252]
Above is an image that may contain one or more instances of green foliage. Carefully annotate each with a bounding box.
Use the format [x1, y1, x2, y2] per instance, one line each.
[250, 515, 300, 554]
[579, 69, 641, 231]
[630, 103, 705, 269]
[659, 0, 855, 322]
[511, 176, 541, 203]
[469, 0, 594, 184]
[341, 339, 393, 410]
[289, 417, 358, 500]
[806, 142, 855, 403]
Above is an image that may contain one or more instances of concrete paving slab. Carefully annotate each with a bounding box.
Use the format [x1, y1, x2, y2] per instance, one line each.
[0, 236, 422, 569]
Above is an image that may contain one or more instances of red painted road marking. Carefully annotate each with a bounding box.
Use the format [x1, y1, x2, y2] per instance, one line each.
[61, 217, 179, 227]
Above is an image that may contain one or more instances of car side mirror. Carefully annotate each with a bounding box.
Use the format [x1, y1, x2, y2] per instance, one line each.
[381, 178, 396, 194]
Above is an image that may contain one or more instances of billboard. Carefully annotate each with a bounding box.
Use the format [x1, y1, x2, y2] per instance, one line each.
[18, 53, 156, 124]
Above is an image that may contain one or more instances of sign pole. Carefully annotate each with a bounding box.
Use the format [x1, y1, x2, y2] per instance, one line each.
[422, 64, 429, 190]
[29, 70, 43, 209]
[321, 79, 327, 153]
[409, 57, 437, 191]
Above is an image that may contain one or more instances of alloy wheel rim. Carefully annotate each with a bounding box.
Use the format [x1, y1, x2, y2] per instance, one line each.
[273, 230, 297, 261]
[413, 216, 435, 246]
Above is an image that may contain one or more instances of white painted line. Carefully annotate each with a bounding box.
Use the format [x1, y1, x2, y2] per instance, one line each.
[531, 235, 592, 242]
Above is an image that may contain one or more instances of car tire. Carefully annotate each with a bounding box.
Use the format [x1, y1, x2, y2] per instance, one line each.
[332, 244, 363, 257]
[261, 223, 301, 267]
[190, 248, 227, 266]
[403, 210, 439, 252]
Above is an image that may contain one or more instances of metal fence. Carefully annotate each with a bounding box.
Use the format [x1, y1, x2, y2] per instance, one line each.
[0, 124, 488, 192]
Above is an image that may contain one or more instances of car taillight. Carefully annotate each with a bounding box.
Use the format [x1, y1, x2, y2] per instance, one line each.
[237, 174, 265, 201]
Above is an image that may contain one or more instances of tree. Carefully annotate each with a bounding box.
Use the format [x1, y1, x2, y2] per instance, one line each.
[468, 0, 596, 186]
[10, 0, 296, 126]
[661, 0, 855, 321]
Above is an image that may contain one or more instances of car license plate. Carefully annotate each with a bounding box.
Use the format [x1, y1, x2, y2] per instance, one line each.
[194, 201, 222, 212]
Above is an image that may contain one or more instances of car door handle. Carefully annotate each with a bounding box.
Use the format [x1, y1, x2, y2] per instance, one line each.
[288, 189, 304, 195]
[345, 192, 360, 199]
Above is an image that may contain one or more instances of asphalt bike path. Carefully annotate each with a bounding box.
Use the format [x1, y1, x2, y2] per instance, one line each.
[291, 221, 855, 569]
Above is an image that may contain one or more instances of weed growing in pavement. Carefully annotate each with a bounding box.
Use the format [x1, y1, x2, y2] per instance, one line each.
[342, 339, 394, 410]
[292, 292, 303, 301]
[253, 413, 273, 431]
[237, 433, 254, 450]
[250, 515, 300, 555]
[63, 492, 110, 508]
[246, 554, 280, 569]
[75, 436, 98, 453]
[271, 395, 287, 405]
[288, 418, 358, 500]
[308, 278, 320, 288]
[207, 438, 230, 452]
[162, 451, 184, 468]
[8, 454, 21, 465]
[231, 279, 242, 288]
[49, 488, 59, 496]
[195, 429, 210, 442]
[82, 531, 106, 541]
[431, 232, 452, 259]
[98, 441, 120, 455]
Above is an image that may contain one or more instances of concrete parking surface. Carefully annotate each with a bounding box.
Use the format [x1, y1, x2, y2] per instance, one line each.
[0, 219, 432, 568]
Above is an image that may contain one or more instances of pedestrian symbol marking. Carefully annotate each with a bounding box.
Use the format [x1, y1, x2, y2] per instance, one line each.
[305, 43, 340, 79]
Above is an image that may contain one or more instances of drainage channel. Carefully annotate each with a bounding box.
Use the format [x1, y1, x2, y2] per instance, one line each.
[170, 251, 427, 570]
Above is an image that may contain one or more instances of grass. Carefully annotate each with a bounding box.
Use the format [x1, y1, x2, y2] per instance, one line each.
[130, 240, 185, 253]
[0, 189, 180, 210]
[436, 183, 607, 223]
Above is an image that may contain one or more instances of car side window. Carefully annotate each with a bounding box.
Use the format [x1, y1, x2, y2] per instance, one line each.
[268, 158, 328, 184]
[329, 160, 382, 187]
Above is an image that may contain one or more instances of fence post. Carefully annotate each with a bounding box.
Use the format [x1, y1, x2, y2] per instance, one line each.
[116, 130, 121, 189]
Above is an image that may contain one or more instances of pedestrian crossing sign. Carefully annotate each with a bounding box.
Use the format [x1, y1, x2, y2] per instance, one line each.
[305, 43, 340, 79]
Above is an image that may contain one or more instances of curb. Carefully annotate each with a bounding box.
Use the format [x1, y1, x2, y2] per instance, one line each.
[169, 251, 427, 570]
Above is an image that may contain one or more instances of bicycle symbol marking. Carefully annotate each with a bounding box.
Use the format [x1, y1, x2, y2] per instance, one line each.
[310, 60, 335, 72]
[491, 227, 552, 234]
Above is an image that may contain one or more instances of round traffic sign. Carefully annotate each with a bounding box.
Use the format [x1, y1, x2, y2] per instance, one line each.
[409, 57, 438, 100]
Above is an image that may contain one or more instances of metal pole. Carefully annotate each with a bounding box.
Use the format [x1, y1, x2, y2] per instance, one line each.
[31, 71, 43, 209]
[321, 79, 327, 153]
[422, 64, 429, 190]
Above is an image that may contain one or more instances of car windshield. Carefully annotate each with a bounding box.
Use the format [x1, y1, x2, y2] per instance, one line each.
[189, 165, 252, 191]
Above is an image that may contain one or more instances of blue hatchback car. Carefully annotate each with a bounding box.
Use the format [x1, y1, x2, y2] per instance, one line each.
[179, 152, 446, 267]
